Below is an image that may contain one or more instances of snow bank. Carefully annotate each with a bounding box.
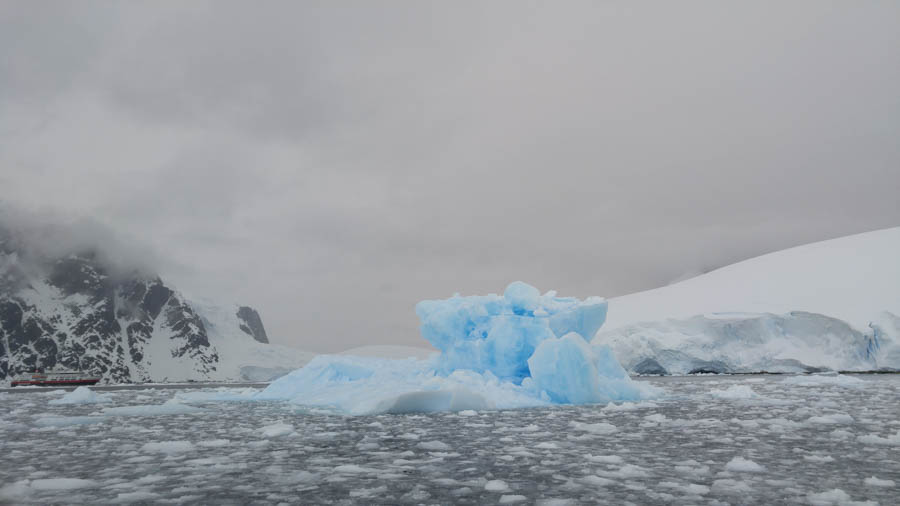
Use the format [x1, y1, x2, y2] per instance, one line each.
[605, 227, 900, 331]
[258, 282, 652, 414]
[48, 387, 111, 405]
[596, 227, 900, 374]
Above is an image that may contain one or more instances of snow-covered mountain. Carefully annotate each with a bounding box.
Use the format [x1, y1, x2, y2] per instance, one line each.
[594, 227, 900, 374]
[0, 227, 312, 383]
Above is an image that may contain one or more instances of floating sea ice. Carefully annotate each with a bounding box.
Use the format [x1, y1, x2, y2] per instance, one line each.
[781, 374, 866, 388]
[857, 430, 900, 446]
[806, 413, 854, 425]
[484, 480, 511, 492]
[258, 282, 654, 415]
[197, 439, 230, 448]
[807, 489, 876, 506]
[34, 415, 106, 428]
[141, 441, 195, 454]
[863, 476, 895, 488]
[570, 421, 617, 435]
[102, 399, 205, 417]
[29, 478, 98, 491]
[48, 386, 111, 405]
[724, 456, 765, 473]
[417, 440, 451, 451]
[585, 454, 623, 464]
[259, 422, 294, 438]
[710, 385, 758, 399]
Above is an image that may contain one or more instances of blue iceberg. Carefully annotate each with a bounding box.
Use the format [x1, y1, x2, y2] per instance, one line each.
[258, 282, 653, 414]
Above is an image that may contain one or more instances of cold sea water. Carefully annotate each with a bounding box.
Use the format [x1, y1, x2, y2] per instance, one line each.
[1, 374, 898, 505]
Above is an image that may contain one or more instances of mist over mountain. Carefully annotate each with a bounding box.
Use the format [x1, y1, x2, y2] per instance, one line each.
[0, 210, 308, 382]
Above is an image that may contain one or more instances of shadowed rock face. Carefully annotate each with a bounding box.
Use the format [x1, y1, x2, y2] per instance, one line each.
[0, 243, 268, 382]
[237, 306, 268, 344]
[0, 252, 220, 382]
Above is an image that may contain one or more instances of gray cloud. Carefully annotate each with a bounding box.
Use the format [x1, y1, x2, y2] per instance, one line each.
[1, 1, 899, 351]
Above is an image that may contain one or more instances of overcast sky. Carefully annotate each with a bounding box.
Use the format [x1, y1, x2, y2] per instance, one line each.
[2, 1, 898, 352]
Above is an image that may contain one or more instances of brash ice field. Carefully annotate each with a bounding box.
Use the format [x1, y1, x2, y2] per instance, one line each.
[2, 375, 898, 504]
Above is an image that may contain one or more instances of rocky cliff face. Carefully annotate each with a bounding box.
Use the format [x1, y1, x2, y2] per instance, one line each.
[237, 306, 269, 344]
[0, 244, 270, 383]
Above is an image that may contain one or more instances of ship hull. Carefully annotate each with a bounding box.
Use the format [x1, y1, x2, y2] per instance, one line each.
[11, 378, 101, 387]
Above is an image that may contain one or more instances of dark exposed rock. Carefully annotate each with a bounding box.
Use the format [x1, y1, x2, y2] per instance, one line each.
[632, 358, 668, 376]
[48, 256, 107, 296]
[0, 248, 239, 382]
[687, 360, 731, 374]
[144, 282, 173, 320]
[237, 306, 269, 344]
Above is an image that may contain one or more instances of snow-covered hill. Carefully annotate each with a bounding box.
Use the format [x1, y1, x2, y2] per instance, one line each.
[190, 298, 315, 381]
[0, 225, 313, 383]
[594, 227, 900, 374]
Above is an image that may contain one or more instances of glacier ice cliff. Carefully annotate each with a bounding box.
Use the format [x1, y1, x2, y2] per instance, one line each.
[593, 311, 900, 375]
[258, 282, 652, 414]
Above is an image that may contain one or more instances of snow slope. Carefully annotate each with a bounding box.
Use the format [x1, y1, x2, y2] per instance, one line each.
[605, 227, 900, 329]
[190, 298, 315, 381]
[594, 227, 900, 373]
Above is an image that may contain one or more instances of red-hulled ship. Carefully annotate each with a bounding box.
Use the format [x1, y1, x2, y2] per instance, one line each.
[11, 368, 101, 387]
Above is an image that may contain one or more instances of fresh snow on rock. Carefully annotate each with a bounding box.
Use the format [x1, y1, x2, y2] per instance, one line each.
[0, 238, 314, 383]
[188, 297, 315, 381]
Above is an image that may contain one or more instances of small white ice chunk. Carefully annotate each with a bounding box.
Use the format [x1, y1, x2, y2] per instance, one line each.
[863, 476, 895, 488]
[485, 480, 511, 492]
[259, 422, 294, 438]
[141, 441, 195, 454]
[417, 440, 451, 451]
[724, 457, 765, 473]
[48, 387, 111, 405]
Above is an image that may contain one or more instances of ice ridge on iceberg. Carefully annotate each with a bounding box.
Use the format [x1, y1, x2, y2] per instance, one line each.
[258, 282, 652, 414]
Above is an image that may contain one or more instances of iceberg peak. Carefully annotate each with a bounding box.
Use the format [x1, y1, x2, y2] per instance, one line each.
[260, 282, 649, 414]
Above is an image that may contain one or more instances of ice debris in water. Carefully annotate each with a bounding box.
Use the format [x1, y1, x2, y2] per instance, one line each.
[48, 386, 111, 405]
[258, 282, 653, 415]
